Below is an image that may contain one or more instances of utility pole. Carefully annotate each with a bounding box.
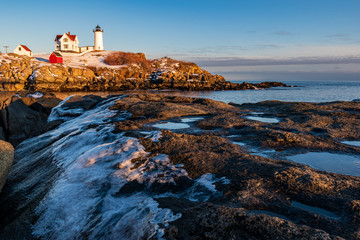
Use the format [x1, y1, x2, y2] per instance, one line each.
[3, 46, 9, 54]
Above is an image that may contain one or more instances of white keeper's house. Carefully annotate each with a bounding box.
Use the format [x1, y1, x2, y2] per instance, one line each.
[54, 25, 104, 54]
[13, 44, 32, 57]
[54, 32, 79, 52]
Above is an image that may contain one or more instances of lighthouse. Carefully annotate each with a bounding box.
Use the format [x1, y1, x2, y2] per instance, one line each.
[93, 25, 104, 51]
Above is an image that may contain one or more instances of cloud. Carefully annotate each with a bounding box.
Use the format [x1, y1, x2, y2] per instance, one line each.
[324, 33, 356, 42]
[326, 33, 350, 38]
[170, 45, 249, 55]
[191, 56, 360, 67]
[167, 44, 283, 58]
[273, 31, 294, 36]
[214, 70, 360, 81]
[255, 44, 282, 49]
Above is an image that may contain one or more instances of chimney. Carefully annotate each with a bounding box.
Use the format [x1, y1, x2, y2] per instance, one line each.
[68, 31, 70, 35]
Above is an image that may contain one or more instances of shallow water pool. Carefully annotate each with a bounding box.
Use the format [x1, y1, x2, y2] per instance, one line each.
[292, 201, 340, 220]
[181, 117, 205, 123]
[245, 116, 280, 123]
[287, 152, 360, 177]
[341, 141, 360, 147]
[153, 122, 190, 130]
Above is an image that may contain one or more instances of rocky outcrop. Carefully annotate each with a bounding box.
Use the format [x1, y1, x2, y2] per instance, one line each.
[0, 140, 14, 193]
[0, 53, 287, 91]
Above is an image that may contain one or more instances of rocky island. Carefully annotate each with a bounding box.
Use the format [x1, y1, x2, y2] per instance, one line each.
[0, 51, 287, 92]
[0, 92, 359, 239]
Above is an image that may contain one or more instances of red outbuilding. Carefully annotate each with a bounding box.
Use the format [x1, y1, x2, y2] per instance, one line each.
[49, 52, 63, 63]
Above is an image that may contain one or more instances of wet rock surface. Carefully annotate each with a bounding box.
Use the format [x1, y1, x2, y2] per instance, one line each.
[0, 94, 359, 239]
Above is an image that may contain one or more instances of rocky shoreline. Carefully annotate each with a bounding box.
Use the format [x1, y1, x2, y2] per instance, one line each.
[0, 53, 288, 92]
[0, 93, 359, 239]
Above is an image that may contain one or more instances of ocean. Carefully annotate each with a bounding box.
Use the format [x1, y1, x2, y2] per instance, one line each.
[161, 80, 360, 104]
[49, 80, 360, 104]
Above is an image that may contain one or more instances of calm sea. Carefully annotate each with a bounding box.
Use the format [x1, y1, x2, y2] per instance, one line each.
[2, 80, 358, 105]
[165, 80, 360, 104]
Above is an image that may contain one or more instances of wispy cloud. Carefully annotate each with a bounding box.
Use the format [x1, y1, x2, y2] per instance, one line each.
[191, 56, 360, 67]
[171, 45, 249, 55]
[212, 70, 360, 81]
[324, 33, 356, 42]
[168, 44, 283, 57]
[326, 33, 350, 38]
[273, 31, 294, 36]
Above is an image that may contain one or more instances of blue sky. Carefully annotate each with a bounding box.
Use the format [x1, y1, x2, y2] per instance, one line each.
[1, 0, 360, 81]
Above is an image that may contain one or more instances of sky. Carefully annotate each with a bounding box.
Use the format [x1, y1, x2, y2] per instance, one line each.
[1, 0, 360, 81]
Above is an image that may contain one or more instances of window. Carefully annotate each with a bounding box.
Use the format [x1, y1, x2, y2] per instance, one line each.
[19, 47, 21, 51]
[64, 38, 68, 42]
[64, 44, 69, 49]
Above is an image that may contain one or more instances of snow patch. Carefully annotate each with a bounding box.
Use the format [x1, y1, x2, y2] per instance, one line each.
[145, 130, 162, 142]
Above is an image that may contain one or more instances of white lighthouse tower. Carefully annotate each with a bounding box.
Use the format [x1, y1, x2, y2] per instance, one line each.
[93, 25, 104, 51]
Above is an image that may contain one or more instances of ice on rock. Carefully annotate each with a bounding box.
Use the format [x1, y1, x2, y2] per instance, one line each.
[27, 92, 44, 99]
[182, 173, 230, 202]
[30, 96, 185, 239]
[145, 130, 162, 142]
[48, 95, 85, 122]
[115, 154, 188, 186]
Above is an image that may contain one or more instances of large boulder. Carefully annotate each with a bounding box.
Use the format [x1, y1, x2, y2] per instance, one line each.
[0, 99, 48, 147]
[0, 140, 14, 192]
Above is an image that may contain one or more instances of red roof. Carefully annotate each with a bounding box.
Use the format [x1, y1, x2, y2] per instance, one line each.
[20, 45, 31, 52]
[54, 32, 77, 42]
[51, 52, 63, 57]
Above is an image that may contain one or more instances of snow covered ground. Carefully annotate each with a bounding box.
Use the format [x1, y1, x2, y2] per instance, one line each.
[32, 51, 126, 69]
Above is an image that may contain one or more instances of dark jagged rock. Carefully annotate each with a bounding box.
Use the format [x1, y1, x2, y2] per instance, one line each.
[0, 126, 4, 141]
[0, 100, 47, 146]
[0, 93, 62, 146]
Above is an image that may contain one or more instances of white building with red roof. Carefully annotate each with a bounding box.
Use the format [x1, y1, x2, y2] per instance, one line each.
[55, 32, 79, 53]
[54, 26, 104, 54]
[13, 44, 32, 57]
